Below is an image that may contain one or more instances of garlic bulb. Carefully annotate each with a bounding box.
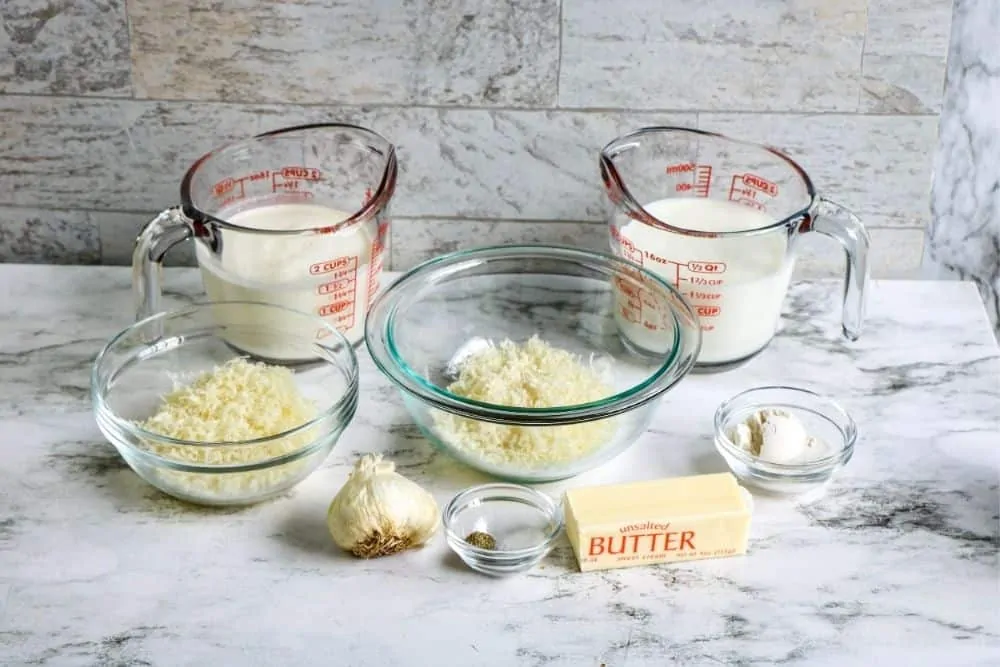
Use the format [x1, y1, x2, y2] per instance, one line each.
[326, 453, 440, 558]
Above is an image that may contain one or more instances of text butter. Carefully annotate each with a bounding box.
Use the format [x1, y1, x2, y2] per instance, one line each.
[563, 472, 753, 572]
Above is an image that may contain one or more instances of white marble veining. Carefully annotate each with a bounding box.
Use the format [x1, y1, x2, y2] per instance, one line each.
[926, 0, 1000, 339]
[1, 265, 998, 665]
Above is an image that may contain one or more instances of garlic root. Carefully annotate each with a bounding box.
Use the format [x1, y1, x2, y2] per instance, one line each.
[351, 529, 416, 559]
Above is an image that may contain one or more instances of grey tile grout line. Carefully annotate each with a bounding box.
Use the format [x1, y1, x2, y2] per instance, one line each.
[106, 0, 133, 263]
[0, 91, 941, 120]
[0, 205, 932, 230]
[123, 0, 136, 102]
[857, 1, 870, 112]
[555, 0, 564, 106]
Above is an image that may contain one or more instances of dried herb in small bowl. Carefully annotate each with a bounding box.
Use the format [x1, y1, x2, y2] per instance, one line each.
[464, 531, 497, 550]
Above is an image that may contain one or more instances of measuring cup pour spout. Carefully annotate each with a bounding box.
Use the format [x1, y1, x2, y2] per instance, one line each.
[600, 126, 871, 371]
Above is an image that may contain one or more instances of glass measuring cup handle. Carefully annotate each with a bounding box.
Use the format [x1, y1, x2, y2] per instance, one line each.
[133, 207, 196, 321]
[809, 198, 872, 341]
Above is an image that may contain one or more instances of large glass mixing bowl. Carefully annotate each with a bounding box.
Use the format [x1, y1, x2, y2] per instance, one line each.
[365, 245, 702, 482]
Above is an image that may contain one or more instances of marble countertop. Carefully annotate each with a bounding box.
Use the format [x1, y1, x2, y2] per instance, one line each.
[1, 265, 998, 666]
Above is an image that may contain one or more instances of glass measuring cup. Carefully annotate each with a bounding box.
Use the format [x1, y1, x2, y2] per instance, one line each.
[600, 126, 870, 372]
[134, 123, 397, 361]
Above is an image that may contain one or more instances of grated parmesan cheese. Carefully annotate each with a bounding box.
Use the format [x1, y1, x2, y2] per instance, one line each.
[432, 336, 616, 469]
[135, 358, 321, 501]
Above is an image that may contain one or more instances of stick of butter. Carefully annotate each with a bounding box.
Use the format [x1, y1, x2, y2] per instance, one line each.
[563, 472, 753, 572]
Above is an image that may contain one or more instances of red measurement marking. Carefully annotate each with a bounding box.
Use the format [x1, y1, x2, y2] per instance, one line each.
[640, 290, 661, 313]
[617, 232, 733, 292]
[615, 271, 644, 323]
[619, 304, 640, 323]
[742, 173, 778, 197]
[330, 309, 356, 332]
[665, 163, 696, 174]
[320, 287, 354, 304]
[364, 221, 389, 308]
[687, 261, 727, 274]
[614, 276, 639, 299]
[320, 266, 359, 283]
[644, 249, 675, 269]
[365, 261, 383, 305]
[309, 256, 358, 276]
[696, 305, 721, 318]
[617, 235, 643, 266]
[212, 178, 246, 208]
[318, 300, 354, 318]
[213, 178, 236, 197]
[315, 253, 361, 332]
[667, 164, 713, 197]
[272, 178, 300, 191]
[694, 165, 713, 197]
[317, 277, 355, 295]
[688, 275, 723, 287]
[735, 198, 766, 211]
[271, 166, 322, 195]
[729, 173, 778, 204]
[212, 170, 272, 203]
[281, 166, 322, 181]
[263, 191, 314, 205]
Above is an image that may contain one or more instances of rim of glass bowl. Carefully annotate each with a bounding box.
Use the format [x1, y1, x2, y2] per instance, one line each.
[364, 245, 702, 425]
[713, 385, 858, 473]
[442, 483, 564, 561]
[91, 301, 360, 467]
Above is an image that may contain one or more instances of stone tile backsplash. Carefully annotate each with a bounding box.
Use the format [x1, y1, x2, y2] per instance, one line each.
[561, 0, 868, 111]
[862, 0, 955, 113]
[0, 0, 131, 97]
[128, 0, 561, 107]
[0, 0, 953, 278]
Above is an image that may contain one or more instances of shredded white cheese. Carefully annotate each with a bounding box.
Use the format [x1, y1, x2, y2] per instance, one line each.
[135, 358, 320, 501]
[433, 336, 616, 469]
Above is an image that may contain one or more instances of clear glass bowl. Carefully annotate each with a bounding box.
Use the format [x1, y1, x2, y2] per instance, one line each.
[365, 245, 702, 482]
[714, 386, 857, 496]
[443, 483, 563, 576]
[91, 302, 359, 506]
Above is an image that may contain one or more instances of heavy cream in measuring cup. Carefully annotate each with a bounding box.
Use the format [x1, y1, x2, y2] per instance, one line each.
[614, 198, 792, 365]
[196, 203, 380, 359]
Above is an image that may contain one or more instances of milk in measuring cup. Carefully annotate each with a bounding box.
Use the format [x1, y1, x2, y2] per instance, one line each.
[614, 198, 792, 365]
[196, 203, 379, 359]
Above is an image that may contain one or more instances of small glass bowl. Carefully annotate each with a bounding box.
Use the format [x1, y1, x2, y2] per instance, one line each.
[443, 483, 564, 576]
[714, 386, 857, 496]
[92, 302, 358, 506]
